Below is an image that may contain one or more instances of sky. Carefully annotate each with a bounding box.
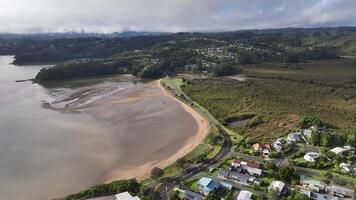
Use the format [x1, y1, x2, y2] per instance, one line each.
[0, 0, 356, 33]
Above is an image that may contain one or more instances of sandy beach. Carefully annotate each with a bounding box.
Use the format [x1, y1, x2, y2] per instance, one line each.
[104, 81, 210, 181]
[55, 80, 210, 182]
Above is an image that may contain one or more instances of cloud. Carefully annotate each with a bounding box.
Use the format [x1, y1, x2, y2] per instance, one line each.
[0, 0, 355, 33]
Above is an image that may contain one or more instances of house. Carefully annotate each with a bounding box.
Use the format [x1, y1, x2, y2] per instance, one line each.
[252, 143, 271, 155]
[287, 132, 303, 143]
[232, 160, 263, 176]
[310, 192, 338, 200]
[344, 146, 355, 154]
[237, 190, 253, 200]
[328, 185, 354, 199]
[268, 181, 286, 196]
[218, 168, 231, 179]
[330, 147, 347, 155]
[183, 190, 203, 200]
[115, 192, 141, 200]
[304, 152, 320, 162]
[197, 177, 220, 196]
[344, 145, 354, 151]
[340, 163, 351, 173]
[299, 175, 326, 192]
[218, 168, 256, 185]
[220, 182, 233, 190]
[303, 129, 313, 138]
[228, 171, 251, 184]
[273, 138, 287, 152]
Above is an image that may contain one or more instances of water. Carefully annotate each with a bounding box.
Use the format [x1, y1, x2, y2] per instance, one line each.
[0, 56, 136, 200]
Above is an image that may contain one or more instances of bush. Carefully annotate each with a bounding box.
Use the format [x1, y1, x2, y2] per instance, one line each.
[65, 179, 140, 200]
[150, 167, 164, 179]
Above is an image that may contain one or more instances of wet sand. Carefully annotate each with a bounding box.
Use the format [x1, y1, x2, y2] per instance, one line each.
[61, 80, 210, 181]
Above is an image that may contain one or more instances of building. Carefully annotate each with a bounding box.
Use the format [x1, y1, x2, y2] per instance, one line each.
[268, 181, 286, 196]
[232, 160, 263, 176]
[218, 168, 255, 185]
[237, 190, 253, 200]
[310, 192, 338, 200]
[197, 177, 220, 196]
[339, 163, 354, 173]
[299, 175, 326, 192]
[183, 190, 203, 200]
[329, 185, 354, 199]
[303, 129, 313, 138]
[218, 168, 231, 179]
[273, 138, 287, 152]
[115, 192, 140, 200]
[304, 152, 320, 162]
[220, 182, 233, 190]
[287, 132, 303, 143]
[330, 147, 347, 155]
[229, 171, 252, 184]
[252, 143, 271, 155]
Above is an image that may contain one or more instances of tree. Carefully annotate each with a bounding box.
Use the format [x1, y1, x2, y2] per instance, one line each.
[277, 165, 295, 182]
[287, 190, 309, 200]
[267, 189, 279, 200]
[299, 116, 322, 128]
[320, 132, 333, 147]
[169, 191, 180, 200]
[256, 194, 267, 200]
[150, 167, 164, 179]
[311, 132, 320, 146]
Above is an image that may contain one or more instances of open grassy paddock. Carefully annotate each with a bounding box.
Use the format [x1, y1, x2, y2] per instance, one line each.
[182, 59, 356, 140]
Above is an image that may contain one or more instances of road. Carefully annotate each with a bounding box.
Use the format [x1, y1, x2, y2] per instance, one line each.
[155, 77, 323, 199]
[154, 78, 232, 200]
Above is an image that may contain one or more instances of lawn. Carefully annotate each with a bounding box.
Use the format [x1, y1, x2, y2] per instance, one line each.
[182, 61, 356, 140]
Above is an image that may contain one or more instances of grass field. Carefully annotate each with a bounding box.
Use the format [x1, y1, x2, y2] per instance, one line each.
[182, 60, 356, 140]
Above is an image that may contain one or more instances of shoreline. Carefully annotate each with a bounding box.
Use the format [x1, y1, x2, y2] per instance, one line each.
[104, 80, 210, 182]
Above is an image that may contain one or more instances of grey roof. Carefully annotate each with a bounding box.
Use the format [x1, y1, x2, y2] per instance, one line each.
[218, 168, 231, 178]
[228, 171, 250, 183]
[183, 190, 203, 200]
[330, 185, 354, 197]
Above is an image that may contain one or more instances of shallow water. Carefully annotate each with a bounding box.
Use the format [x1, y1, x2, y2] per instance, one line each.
[0, 56, 198, 200]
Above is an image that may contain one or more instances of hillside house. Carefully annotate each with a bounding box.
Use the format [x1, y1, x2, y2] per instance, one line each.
[287, 132, 303, 143]
[304, 152, 320, 162]
[252, 143, 271, 155]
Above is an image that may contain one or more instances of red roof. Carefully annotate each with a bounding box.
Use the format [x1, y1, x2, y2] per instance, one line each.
[252, 143, 271, 151]
[233, 159, 261, 169]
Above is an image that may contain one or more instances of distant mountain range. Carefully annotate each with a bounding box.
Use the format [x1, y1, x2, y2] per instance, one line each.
[0, 31, 170, 39]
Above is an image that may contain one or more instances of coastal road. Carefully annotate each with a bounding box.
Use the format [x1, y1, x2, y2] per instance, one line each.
[155, 125, 232, 200]
[154, 78, 232, 200]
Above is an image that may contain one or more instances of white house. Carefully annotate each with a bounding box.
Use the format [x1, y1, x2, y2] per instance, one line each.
[268, 181, 286, 196]
[237, 190, 252, 200]
[115, 192, 141, 200]
[273, 138, 287, 152]
[330, 147, 347, 155]
[304, 152, 320, 162]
